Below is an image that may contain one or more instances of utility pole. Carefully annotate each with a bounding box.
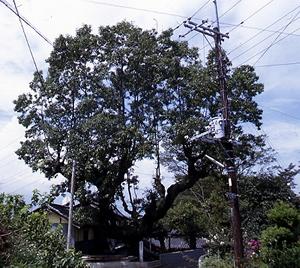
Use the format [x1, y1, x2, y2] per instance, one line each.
[213, 1, 244, 267]
[67, 160, 76, 250]
[183, 1, 244, 267]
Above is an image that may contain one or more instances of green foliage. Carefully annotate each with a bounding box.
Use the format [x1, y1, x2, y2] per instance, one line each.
[167, 164, 298, 257]
[267, 201, 299, 229]
[14, 21, 266, 242]
[184, 177, 231, 255]
[163, 199, 208, 248]
[200, 255, 233, 268]
[0, 193, 86, 268]
[200, 254, 269, 268]
[260, 201, 300, 268]
[260, 243, 300, 268]
[239, 165, 298, 239]
[261, 226, 294, 249]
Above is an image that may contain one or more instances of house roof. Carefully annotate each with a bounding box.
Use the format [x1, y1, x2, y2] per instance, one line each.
[49, 203, 69, 219]
[34, 203, 81, 229]
[34, 202, 128, 228]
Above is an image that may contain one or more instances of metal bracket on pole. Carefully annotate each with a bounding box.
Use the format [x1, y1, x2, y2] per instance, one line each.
[204, 154, 225, 168]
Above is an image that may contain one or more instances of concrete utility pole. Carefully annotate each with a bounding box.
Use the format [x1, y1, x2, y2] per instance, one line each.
[67, 160, 76, 250]
[183, 1, 244, 267]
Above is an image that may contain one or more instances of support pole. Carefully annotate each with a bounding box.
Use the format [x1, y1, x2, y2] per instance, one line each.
[183, 1, 244, 266]
[213, 1, 244, 267]
[67, 160, 76, 250]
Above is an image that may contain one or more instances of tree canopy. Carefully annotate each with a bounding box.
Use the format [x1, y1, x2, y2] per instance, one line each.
[14, 21, 266, 244]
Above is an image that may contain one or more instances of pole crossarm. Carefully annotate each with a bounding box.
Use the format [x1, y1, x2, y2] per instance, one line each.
[182, 19, 229, 40]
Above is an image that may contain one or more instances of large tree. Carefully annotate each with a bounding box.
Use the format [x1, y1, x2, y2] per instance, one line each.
[14, 22, 264, 246]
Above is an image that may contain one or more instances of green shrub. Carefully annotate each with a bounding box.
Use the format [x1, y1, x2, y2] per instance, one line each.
[260, 242, 300, 268]
[0, 193, 86, 268]
[260, 201, 300, 268]
[200, 255, 233, 268]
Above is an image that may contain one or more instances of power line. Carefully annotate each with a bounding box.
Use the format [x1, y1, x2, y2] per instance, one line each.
[237, 26, 300, 66]
[253, 10, 300, 65]
[81, 0, 188, 20]
[0, 135, 23, 152]
[0, 0, 53, 46]
[227, 0, 275, 33]
[173, 0, 211, 32]
[230, 29, 281, 61]
[190, 0, 211, 20]
[0, 168, 34, 185]
[250, 124, 285, 168]
[10, 177, 47, 194]
[195, 0, 274, 49]
[227, 5, 300, 55]
[13, 0, 41, 75]
[221, 21, 300, 39]
[255, 61, 300, 67]
[188, 0, 243, 42]
[231, 19, 300, 63]
[0, 156, 20, 169]
[209, 0, 243, 27]
[261, 106, 300, 121]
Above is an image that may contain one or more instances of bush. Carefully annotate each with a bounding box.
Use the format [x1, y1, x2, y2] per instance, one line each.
[0, 193, 86, 268]
[200, 255, 233, 268]
[260, 201, 300, 268]
[260, 242, 300, 268]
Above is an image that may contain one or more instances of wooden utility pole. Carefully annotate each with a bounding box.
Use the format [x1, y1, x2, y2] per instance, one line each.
[183, 1, 244, 266]
[67, 160, 76, 250]
[213, 1, 244, 267]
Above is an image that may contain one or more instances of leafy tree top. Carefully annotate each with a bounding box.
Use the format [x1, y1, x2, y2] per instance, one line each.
[14, 21, 266, 240]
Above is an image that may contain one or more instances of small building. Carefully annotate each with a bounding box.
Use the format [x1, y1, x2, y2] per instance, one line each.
[35, 202, 127, 255]
[34, 203, 102, 254]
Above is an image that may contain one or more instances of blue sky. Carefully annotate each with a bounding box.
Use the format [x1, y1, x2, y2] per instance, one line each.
[0, 0, 299, 200]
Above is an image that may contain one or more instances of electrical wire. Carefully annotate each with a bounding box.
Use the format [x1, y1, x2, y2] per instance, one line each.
[255, 61, 300, 68]
[0, 168, 34, 185]
[10, 177, 47, 194]
[260, 106, 300, 121]
[0, 136, 23, 152]
[0, 155, 19, 169]
[13, 0, 41, 76]
[209, 0, 243, 27]
[230, 20, 300, 62]
[221, 21, 300, 39]
[237, 25, 300, 66]
[173, 0, 211, 31]
[194, 0, 274, 50]
[253, 10, 300, 66]
[202, 33, 214, 50]
[0, 0, 53, 46]
[13, 0, 48, 130]
[81, 0, 188, 20]
[190, 0, 211, 20]
[249, 124, 285, 168]
[227, 5, 300, 55]
[187, 0, 243, 42]
[227, 0, 275, 34]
